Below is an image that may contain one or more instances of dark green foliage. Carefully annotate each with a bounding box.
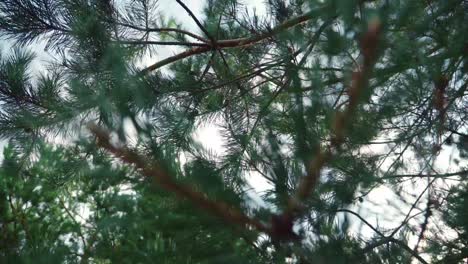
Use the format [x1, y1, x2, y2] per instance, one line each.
[0, 0, 467, 263]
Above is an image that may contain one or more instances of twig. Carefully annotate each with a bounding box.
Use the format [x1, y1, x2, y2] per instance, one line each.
[388, 178, 436, 238]
[198, 51, 217, 82]
[59, 198, 88, 250]
[116, 22, 209, 42]
[382, 169, 468, 179]
[175, 0, 215, 43]
[336, 209, 429, 264]
[413, 196, 432, 255]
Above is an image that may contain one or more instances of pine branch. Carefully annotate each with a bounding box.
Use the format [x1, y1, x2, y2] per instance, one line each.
[285, 19, 382, 217]
[87, 123, 270, 234]
[243, 19, 332, 152]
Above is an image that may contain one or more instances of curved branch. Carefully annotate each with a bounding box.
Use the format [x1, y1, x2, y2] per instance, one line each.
[335, 209, 385, 237]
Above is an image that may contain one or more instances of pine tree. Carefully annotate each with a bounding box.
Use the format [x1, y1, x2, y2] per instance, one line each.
[0, 0, 467, 263]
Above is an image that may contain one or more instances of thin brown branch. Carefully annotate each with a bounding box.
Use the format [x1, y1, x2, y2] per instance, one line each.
[118, 40, 210, 47]
[140, 46, 211, 74]
[140, 6, 330, 73]
[87, 123, 270, 234]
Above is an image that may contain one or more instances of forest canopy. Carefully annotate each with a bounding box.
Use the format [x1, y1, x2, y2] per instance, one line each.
[0, 0, 467, 263]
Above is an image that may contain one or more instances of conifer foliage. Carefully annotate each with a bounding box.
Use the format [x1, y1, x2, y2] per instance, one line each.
[0, 0, 467, 263]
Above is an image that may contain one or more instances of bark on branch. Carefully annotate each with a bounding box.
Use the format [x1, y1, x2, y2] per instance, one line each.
[87, 123, 270, 234]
